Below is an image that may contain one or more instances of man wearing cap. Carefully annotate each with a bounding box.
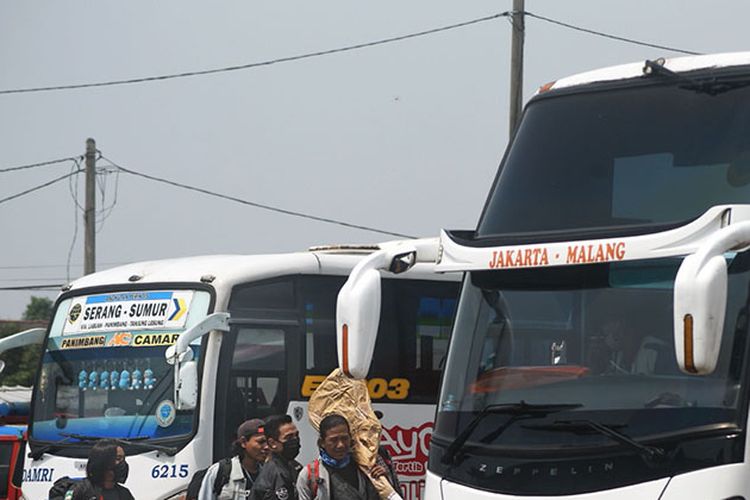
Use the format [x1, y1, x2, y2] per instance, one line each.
[198, 418, 269, 500]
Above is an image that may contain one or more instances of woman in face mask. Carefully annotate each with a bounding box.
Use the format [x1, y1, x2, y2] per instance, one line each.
[66, 439, 134, 500]
[297, 414, 386, 500]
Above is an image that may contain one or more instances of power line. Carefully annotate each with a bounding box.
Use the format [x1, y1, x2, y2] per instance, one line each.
[103, 155, 416, 239]
[0, 284, 63, 291]
[524, 11, 701, 56]
[0, 277, 69, 282]
[0, 261, 126, 270]
[0, 12, 510, 96]
[0, 170, 82, 206]
[0, 156, 81, 173]
[0, 11, 700, 97]
[66, 160, 82, 283]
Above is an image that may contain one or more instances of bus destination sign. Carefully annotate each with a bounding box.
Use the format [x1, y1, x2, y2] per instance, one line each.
[63, 291, 193, 334]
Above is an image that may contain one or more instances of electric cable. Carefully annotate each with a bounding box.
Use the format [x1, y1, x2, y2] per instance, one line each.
[0, 284, 63, 291]
[66, 161, 81, 283]
[0, 261, 126, 270]
[0, 11, 702, 96]
[523, 11, 701, 55]
[0, 12, 510, 95]
[102, 155, 415, 239]
[0, 170, 82, 206]
[0, 156, 81, 173]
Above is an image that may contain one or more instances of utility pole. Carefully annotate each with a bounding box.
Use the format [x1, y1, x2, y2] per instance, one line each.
[84, 138, 96, 275]
[509, 0, 525, 138]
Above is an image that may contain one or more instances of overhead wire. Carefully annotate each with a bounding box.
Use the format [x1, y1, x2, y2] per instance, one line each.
[0, 284, 63, 291]
[66, 160, 82, 283]
[0, 277, 69, 282]
[523, 11, 702, 55]
[95, 158, 121, 231]
[102, 155, 416, 239]
[0, 156, 81, 173]
[0, 12, 510, 95]
[0, 261, 126, 270]
[0, 170, 82, 206]
[0, 10, 703, 97]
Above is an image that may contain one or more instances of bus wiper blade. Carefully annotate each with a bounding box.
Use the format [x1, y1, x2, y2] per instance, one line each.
[527, 419, 665, 461]
[441, 401, 582, 465]
[28, 436, 78, 460]
[59, 432, 178, 455]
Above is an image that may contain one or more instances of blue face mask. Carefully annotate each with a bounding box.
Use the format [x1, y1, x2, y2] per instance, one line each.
[319, 449, 351, 469]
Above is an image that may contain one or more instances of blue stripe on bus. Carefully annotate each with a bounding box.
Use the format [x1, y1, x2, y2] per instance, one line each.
[86, 291, 173, 304]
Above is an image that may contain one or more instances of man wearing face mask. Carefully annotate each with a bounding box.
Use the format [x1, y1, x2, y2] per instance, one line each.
[249, 414, 302, 500]
[66, 439, 134, 500]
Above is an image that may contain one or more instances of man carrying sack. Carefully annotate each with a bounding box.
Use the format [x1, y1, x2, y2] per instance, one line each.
[305, 369, 403, 500]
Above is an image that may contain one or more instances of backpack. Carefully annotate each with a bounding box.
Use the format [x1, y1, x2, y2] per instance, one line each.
[49, 477, 96, 500]
[185, 457, 233, 500]
[306, 459, 321, 498]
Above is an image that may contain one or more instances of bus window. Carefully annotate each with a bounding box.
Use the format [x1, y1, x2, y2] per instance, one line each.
[221, 327, 288, 450]
[300, 278, 458, 404]
[373, 280, 457, 403]
[217, 278, 302, 457]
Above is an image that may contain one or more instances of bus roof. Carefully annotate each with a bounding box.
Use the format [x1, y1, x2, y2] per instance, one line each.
[542, 51, 750, 93]
[64, 245, 455, 293]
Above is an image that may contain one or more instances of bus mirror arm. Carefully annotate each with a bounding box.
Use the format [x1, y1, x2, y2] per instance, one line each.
[0, 328, 46, 374]
[337, 239, 437, 379]
[674, 221, 750, 375]
[165, 313, 230, 410]
[165, 313, 230, 365]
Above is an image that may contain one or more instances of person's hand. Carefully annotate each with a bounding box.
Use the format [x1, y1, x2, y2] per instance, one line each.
[370, 464, 387, 478]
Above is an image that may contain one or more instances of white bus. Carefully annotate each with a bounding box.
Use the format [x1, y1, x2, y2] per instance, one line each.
[20, 244, 459, 500]
[340, 52, 750, 499]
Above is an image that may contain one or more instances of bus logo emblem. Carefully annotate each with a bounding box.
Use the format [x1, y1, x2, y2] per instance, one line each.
[69, 304, 82, 323]
[156, 400, 176, 428]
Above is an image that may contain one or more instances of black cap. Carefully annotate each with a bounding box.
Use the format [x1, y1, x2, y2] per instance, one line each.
[237, 419, 265, 439]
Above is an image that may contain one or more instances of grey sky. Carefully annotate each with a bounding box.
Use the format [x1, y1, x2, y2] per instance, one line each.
[0, 0, 746, 318]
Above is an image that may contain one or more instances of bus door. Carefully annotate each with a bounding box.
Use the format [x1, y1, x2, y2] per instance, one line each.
[214, 321, 301, 458]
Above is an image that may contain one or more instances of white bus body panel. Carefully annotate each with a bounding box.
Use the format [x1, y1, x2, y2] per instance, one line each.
[437, 205, 750, 273]
[547, 51, 750, 94]
[427, 471, 670, 500]
[22, 443, 207, 499]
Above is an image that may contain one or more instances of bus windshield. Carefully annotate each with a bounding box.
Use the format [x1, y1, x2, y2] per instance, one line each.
[478, 79, 750, 240]
[432, 253, 750, 492]
[31, 289, 212, 446]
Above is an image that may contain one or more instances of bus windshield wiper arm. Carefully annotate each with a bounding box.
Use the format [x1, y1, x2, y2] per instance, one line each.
[527, 419, 665, 461]
[59, 432, 178, 455]
[28, 436, 77, 460]
[441, 401, 583, 465]
[643, 59, 750, 95]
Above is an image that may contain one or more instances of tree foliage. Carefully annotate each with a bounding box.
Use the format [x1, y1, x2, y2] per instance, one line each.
[22, 296, 53, 321]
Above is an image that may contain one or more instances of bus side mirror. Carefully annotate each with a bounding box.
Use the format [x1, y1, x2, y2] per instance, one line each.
[337, 267, 381, 379]
[336, 244, 422, 379]
[673, 220, 750, 375]
[0, 327, 46, 376]
[177, 361, 198, 409]
[166, 313, 230, 410]
[674, 253, 727, 375]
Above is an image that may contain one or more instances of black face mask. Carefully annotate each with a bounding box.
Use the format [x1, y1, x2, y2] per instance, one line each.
[113, 460, 129, 484]
[281, 436, 301, 460]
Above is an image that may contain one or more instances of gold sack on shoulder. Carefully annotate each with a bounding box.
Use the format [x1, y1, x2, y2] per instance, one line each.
[308, 368, 398, 500]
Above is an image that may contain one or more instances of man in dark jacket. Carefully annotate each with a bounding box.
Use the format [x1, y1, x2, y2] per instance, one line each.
[249, 414, 302, 500]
